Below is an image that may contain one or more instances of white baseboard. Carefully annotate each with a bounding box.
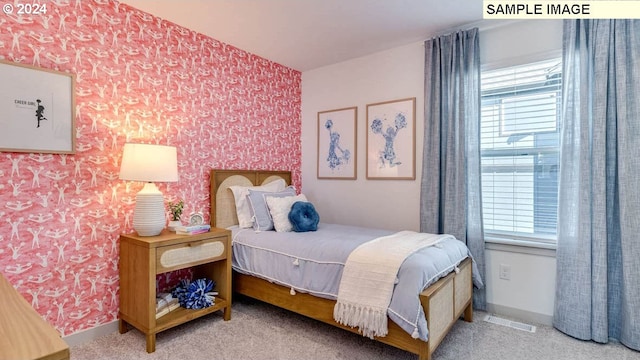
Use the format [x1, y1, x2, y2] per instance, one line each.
[62, 320, 119, 347]
[485, 303, 553, 327]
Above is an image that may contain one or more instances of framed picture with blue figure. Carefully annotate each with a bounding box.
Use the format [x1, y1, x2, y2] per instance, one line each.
[366, 97, 415, 180]
[0, 60, 76, 154]
[317, 106, 357, 179]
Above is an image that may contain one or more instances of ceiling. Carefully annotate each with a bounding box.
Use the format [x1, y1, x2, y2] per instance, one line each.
[119, 0, 484, 72]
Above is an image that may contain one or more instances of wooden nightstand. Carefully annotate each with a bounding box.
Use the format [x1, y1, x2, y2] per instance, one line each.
[118, 228, 232, 353]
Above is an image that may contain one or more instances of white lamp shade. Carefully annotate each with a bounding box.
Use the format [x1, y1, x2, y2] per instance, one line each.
[119, 143, 179, 236]
[119, 143, 179, 182]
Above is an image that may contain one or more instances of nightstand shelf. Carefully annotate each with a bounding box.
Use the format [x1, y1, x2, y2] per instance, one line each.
[118, 228, 232, 353]
[154, 298, 229, 333]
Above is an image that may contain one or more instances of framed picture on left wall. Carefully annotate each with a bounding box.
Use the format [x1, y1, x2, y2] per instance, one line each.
[317, 106, 357, 179]
[0, 60, 76, 154]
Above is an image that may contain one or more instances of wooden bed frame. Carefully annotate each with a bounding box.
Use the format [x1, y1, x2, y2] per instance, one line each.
[209, 169, 473, 360]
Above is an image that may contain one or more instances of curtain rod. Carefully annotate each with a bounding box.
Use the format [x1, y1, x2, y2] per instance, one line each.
[427, 19, 525, 40]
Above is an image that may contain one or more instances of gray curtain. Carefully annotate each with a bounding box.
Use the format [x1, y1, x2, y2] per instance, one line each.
[421, 28, 485, 310]
[554, 19, 640, 351]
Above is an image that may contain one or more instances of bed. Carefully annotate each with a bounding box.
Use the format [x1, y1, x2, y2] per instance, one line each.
[209, 169, 475, 360]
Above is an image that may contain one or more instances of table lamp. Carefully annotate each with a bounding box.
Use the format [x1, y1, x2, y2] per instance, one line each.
[119, 143, 179, 236]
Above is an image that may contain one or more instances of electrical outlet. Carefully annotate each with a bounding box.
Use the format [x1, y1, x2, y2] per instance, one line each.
[499, 264, 511, 280]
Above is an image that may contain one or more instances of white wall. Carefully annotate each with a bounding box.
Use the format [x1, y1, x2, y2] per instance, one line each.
[485, 246, 557, 324]
[301, 42, 425, 232]
[481, 20, 563, 67]
[301, 20, 563, 325]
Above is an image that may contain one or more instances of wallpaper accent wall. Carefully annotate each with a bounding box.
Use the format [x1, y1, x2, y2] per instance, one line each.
[0, 0, 301, 336]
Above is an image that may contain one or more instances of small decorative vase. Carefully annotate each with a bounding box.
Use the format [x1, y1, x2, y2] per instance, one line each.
[168, 220, 182, 232]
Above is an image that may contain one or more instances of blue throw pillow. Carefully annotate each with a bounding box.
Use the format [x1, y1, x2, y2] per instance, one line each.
[288, 201, 319, 232]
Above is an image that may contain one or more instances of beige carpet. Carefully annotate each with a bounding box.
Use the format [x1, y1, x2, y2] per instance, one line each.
[71, 296, 637, 360]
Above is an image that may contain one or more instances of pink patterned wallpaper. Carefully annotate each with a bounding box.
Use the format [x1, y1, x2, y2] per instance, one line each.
[0, 0, 301, 336]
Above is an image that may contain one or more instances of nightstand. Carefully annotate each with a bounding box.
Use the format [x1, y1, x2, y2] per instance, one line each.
[118, 228, 231, 353]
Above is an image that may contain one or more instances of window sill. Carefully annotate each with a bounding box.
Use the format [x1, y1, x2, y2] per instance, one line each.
[485, 236, 556, 257]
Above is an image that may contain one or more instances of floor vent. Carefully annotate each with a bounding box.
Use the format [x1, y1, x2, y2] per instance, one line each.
[483, 314, 536, 333]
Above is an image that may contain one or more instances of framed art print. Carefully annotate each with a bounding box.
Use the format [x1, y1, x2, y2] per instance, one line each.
[0, 60, 76, 154]
[317, 106, 357, 179]
[366, 97, 415, 180]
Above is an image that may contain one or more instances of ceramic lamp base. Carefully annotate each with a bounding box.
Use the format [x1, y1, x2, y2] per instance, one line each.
[133, 182, 166, 236]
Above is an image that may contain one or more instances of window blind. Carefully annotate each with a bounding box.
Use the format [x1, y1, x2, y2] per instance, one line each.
[480, 58, 561, 244]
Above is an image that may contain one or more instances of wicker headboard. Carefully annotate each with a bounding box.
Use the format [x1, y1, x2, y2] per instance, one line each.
[209, 169, 292, 229]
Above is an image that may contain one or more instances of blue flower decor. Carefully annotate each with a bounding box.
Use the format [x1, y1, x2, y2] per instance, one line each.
[171, 278, 217, 309]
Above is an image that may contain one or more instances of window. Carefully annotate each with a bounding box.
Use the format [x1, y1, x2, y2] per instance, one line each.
[480, 58, 561, 245]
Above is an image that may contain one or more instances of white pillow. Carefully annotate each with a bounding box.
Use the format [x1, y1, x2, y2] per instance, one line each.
[229, 179, 286, 228]
[266, 194, 308, 232]
[247, 186, 296, 231]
